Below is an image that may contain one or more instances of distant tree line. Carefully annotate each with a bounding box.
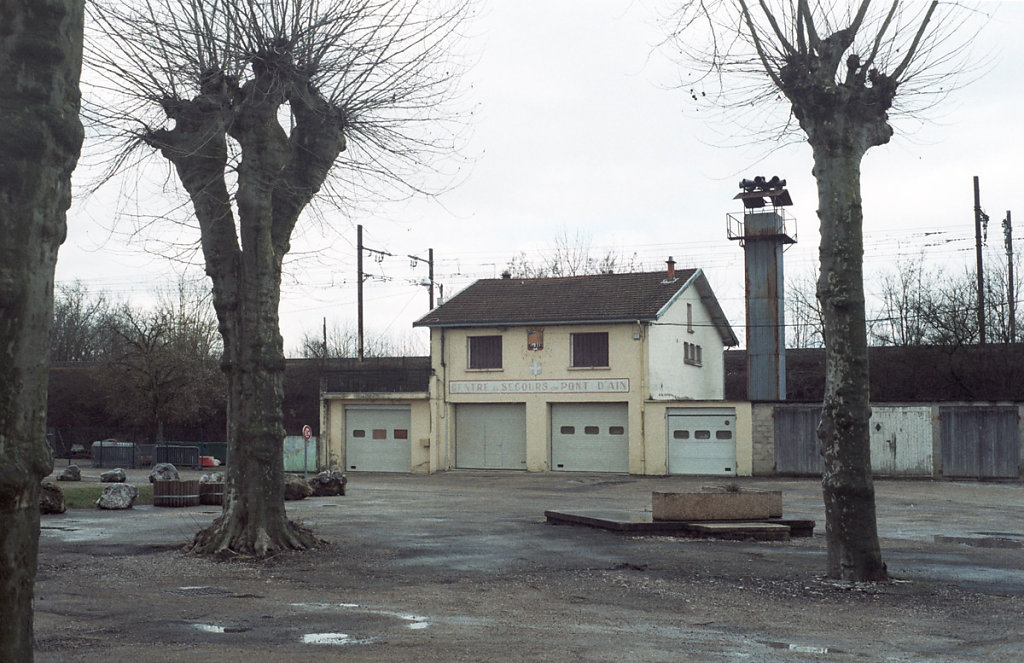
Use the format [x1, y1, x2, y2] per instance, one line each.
[49, 280, 224, 444]
[786, 251, 1021, 349]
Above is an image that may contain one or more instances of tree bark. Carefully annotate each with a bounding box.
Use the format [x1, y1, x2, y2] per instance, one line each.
[812, 145, 887, 582]
[0, 1, 84, 660]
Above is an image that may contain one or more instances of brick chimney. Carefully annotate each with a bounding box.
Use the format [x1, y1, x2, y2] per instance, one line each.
[666, 256, 676, 280]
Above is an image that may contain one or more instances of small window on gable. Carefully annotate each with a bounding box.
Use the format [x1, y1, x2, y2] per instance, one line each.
[684, 341, 703, 367]
[468, 335, 502, 370]
[686, 302, 694, 333]
[571, 332, 609, 368]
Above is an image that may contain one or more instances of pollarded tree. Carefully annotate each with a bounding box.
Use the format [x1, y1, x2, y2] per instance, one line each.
[0, 2, 84, 660]
[666, 1, 978, 580]
[85, 0, 465, 557]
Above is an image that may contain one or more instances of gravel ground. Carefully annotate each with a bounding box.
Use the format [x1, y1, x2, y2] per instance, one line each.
[35, 471, 1024, 662]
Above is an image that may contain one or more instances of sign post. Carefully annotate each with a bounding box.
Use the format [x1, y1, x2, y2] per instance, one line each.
[301, 425, 312, 480]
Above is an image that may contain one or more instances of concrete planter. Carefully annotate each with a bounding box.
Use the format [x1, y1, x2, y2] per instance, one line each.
[652, 489, 782, 521]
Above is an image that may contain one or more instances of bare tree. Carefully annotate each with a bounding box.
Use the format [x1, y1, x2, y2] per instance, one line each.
[786, 266, 824, 348]
[296, 322, 423, 358]
[51, 282, 114, 362]
[871, 254, 931, 347]
[102, 281, 223, 443]
[506, 229, 641, 278]
[85, 0, 465, 557]
[666, 1, 979, 580]
[0, 2, 84, 660]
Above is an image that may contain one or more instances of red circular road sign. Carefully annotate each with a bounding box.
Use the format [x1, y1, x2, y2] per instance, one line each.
[302, 425, 312, 440]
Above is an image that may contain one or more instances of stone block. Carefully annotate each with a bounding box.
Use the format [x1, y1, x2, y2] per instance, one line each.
[652, 489, 783, 521]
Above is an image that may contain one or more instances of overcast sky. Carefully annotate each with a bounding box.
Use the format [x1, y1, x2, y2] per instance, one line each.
[60, 1, 1024, 355]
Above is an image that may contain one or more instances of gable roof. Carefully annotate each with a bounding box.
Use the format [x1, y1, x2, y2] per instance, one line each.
[414, 269, 739, 346]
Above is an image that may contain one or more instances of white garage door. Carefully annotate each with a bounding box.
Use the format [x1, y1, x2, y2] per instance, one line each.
[345, 405, 412, 472]
[456, 403, 527, 470]
[551, 403, 629, 473]
[668, 408, 736, 476]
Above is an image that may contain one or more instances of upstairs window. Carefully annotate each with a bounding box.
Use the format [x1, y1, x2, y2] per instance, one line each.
[684, 341, 703, 367]
[571, 332, 609, 368]
[468, 335, 502, 369]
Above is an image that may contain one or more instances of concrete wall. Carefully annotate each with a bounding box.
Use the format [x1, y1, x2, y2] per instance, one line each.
[750, 403, 776, 476]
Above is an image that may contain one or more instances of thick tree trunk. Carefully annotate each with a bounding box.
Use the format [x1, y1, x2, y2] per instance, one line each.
[186, 89, 319, 557]
[812, 146, 887, 582]
[190, 265, 318, 557]
[0, 1, 83, 660]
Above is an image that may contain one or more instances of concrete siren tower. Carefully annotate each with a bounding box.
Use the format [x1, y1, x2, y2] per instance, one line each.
[727, 176, 796, 401]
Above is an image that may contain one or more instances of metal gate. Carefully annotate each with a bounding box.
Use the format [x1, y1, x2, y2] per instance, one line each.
[869, 407, 933, 476]
[773, 406, 823, 475]
[940, 406, 1020, 479]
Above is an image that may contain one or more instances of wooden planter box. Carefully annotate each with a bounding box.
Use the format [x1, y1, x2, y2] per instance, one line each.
[199, 482, 224, 505]
[153, 479, 200, 507]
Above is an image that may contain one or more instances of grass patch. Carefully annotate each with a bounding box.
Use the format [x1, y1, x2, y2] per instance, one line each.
[59, 483, 154, 509]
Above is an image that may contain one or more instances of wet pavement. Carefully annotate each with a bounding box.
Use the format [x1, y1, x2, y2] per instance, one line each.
[35, 471, 1024, 662]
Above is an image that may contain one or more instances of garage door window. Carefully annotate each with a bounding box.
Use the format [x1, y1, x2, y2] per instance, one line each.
[468, 335, 502, 370]
[571, 332, 609, 368]
[394, 429, 409, 439]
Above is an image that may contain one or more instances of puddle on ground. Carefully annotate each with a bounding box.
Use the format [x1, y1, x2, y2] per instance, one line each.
[764, 641, 835, 655]
[192, 623, 251, 634]
[302, 632, 353, 645]
[934, 535, 1023, 549]
[290, 602, 433, 631]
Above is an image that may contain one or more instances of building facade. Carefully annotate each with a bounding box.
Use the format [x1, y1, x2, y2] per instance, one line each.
[407, 265, 751, 476]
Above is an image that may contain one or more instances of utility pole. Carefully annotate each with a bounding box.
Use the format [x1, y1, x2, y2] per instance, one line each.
[357, 224, 364, 361]
[974, 176, 987, 345]
[1006, 210, 1015, 343]
[408, 248, 436, 309]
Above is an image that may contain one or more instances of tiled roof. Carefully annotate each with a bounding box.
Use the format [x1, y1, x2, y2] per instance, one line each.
[415, 270, 696, 327]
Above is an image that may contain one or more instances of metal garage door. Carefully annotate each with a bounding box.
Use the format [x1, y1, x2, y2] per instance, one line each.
[345, 405, 412, 472]
[551, 403, 629, 473]
[940, 406, 1020, 479]
[456, 403, 527, 469]
[869, 406, 933, 476]
[668, 407, 737, 476]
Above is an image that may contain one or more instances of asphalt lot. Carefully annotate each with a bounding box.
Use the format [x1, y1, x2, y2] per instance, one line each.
[35, 470, 1024, 662]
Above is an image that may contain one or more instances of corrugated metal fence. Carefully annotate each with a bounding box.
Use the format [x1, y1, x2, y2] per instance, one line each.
[771, 404, 1020, 480]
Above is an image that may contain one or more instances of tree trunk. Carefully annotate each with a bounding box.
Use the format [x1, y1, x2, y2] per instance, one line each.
[0, 1, 84, 660]
[190, 264, 318, 557]
[187, 92, 319, 557]
[813, 145, 888, 582]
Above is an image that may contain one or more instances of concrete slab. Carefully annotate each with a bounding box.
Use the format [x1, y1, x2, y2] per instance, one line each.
[688, 522, 791, 542]
[544, 509, 815, 541]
